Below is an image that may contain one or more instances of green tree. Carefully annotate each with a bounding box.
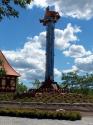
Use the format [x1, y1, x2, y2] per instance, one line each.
[0, 0, 32, 21]
[61, 72, 93, 95]
[0, 59, 6, 76]
[0, 68, 6, 76]
[62, 71, 79, 89]
[32, 79, 41, 89]
[78, 73, 93, 95]
[16, 82, 28, 93]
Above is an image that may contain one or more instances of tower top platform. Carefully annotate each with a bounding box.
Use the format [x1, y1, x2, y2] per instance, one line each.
[40, 6, 60, 26]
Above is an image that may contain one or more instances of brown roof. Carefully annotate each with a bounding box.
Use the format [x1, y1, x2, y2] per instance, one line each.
[0, 50, 20, 77]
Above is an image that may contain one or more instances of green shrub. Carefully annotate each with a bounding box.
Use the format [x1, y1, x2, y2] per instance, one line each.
[0, 108, 81, 121]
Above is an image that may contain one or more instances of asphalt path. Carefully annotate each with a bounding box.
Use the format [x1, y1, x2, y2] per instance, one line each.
[0, 116, 93, 125]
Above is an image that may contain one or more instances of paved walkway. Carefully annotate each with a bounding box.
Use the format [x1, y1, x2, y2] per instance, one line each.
[0, 116, 93, 125]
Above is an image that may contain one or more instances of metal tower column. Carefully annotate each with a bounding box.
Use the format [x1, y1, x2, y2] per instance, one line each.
[40, 6, 60, 83]
[45, 22, 55, 81]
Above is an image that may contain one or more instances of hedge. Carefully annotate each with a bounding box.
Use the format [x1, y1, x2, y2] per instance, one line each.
[0, 108, 81, 121]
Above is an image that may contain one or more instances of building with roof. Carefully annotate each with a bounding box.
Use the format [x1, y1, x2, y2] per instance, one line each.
[0, 50, 20, 92]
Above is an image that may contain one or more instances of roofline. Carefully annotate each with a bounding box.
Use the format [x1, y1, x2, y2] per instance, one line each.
[0, 50, 20, 77]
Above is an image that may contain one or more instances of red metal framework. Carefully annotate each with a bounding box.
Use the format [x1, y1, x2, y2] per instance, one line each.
[40, 6, 60, 26]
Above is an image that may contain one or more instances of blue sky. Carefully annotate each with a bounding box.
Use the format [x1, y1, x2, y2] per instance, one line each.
[0, 0, 93, 87]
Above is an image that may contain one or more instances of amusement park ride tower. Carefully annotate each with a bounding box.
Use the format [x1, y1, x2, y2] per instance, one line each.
[38, 7, 61, 92]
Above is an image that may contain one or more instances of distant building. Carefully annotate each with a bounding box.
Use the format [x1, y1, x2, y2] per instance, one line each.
[0, 50, 20, 92]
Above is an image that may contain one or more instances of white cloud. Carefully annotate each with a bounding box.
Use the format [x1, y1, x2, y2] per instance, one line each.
[55, 24, 81, 50]
[37, 23, 80, 50]
[3, 40, 46, 82]
[63, 44, 91, 58]
[28, 0, 93, 20]
[54, 68, 61, 78]
[63, 65, 78, 73]
[75, 54, 93, 72]
[2, 23, 81, 83]
[63, 44, 93, 73]
[27, 0, 47, 9]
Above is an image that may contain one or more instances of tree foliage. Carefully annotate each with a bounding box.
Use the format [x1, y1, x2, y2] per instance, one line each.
[16, 81, 28, 93]
[32, 79, 41, 89]
[0, 0, 32, 21]
[62, 72, 79, 88]
[0, 59, 6, 76]
[61, 72, 93, 94]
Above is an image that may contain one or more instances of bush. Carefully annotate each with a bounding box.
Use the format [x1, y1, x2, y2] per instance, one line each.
[0, 93, 14, 101]
[0, 108, 81, 121]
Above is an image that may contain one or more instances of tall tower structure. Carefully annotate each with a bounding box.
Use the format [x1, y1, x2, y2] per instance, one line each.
[40, 7, 60, 83]
[38, 7, 61, 92]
